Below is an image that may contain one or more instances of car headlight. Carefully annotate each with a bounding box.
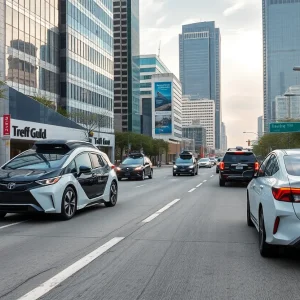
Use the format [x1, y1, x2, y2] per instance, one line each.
[36, 176, 61, 186]
[116, 167, 121, 171]
[189, 165, 194, 169]
[135, 166, 143, 171]
[173, 165, 177, 169]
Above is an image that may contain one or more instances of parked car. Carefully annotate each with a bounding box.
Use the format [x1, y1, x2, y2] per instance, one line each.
[247, 149, 300, 257]
[198, 158, 212, 168]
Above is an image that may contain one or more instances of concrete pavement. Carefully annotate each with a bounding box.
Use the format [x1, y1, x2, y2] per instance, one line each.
[1, 167, 300, 299]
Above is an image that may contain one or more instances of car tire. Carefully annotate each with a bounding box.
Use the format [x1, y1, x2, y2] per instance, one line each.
[117, 177, 122, 181]
[259, 208, 274, 257]
[192, 169, 195, 176]
[141, 171, 145, 180]
[60, 186, 77, 221]
[247, 195, 254, 227]
[0, 212, 6, 218]
[216, 169, 219, 174]
[104, 181, 118, 207]
[149, 169, 153, 179]
[173, 173, 176, 176]
[219, 178, 225, 187]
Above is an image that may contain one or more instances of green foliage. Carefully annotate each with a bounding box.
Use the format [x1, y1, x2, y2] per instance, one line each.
[0, 80, 7, 99]
[56, 106, 69, 117]
[31, 96, 56, 109]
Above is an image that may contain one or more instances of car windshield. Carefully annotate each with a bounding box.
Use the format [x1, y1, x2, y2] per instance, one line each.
[223, 153, 256, 163]
[122, 157, 143, 165]
[176, 157, 193, 164]
[284, 155, 300, 176]
[3, 149, 69, 170]
[200, 158, 209, 162]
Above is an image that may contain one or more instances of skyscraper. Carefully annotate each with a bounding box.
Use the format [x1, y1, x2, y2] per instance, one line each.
[113, 0, 140, 133]
[221, 122, 227, 151]
[257, 116, 264, 138]
[263, 0, 300, 131]
[179, 21, 221, 149]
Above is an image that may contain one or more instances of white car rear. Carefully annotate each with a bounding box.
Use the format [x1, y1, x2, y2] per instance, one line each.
[247, 149, 300, 257]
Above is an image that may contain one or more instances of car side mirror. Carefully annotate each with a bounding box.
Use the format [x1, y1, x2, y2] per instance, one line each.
[173, 161, 175, 165]
[79, 166, 92, 175]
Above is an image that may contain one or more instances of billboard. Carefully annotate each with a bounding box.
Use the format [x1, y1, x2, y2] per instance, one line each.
[154, 82, 172, 134]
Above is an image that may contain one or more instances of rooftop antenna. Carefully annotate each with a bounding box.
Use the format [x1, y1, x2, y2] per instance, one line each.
[158, 40, 161, 57]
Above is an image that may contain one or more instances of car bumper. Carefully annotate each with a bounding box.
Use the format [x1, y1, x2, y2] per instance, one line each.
[173, 169, 194, 174]
[116, 170, 144, 179]
[199, 164, 211, 168]
[220, 173, 252, 182]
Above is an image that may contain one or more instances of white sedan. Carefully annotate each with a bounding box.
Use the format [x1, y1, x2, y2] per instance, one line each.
[247, 149, 300, 257]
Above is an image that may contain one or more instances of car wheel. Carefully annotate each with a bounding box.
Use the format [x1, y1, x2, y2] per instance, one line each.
[105, 181, 118, 207]
[141, 171, 145, 181]
[117, 177, 122, 181]
[60, 186, 77, 220]
[259, 208, 273, 257]
[219, 178, 225, 187]
[216, 169, 219, 174]
[0, 212, 6, 218]
[247, 195, 254, 227]
[192, 169, 195, 176]
[173, 173, 176, 176]
[149, 169, 153, 179]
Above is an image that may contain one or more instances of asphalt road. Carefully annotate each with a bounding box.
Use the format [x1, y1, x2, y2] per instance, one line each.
[1, 166, 300, 300]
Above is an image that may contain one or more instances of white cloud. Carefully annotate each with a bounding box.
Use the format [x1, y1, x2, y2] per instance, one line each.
[223, 1, 246, 17]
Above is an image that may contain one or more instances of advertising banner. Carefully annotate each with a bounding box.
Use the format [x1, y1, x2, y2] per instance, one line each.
[2, 114, 11, 139]
[154, 82, 172, 134]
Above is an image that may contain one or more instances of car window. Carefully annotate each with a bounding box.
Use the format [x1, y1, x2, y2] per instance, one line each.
[264, 155, 277, 177]
[223, 152, 256, 163]
[74, 153, 92, 172]
[284, 155, 300, 176]
[258, 155, 271, 177]
[65, 160, 77, 174]
[176, 157, 193, 164]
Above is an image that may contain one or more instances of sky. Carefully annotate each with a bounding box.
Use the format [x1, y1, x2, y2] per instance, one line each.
[139, 0, 263, 148]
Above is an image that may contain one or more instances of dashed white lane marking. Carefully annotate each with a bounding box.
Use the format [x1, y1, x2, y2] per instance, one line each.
[188, 188, 196, 193]
[136, 184, 145, 188]
[210, 175, 214, 178]
[17, 237, 124, 300]
[142, 199, 180, 223]
[203, 180, 207, 183]
[0, 220, 29, 230]
[196, 183, 203, 188]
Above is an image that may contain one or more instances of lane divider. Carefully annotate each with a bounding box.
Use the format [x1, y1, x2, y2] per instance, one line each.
[17, 237, 125, 300]
[142, 199, 180, 223]
[196, 183, 203, 188]
[188, 188, 196, 193]
[136, 184, 145, 188]
[210, 175, 214, 178]
[0, 220, 29, 230]
[203, 180, 207, 183]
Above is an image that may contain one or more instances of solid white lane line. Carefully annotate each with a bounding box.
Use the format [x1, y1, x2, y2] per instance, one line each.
[0, 220, 29, 230]
[203, 180, 207, 183]
[188, 188, 196, 193]
[196, 183, 203, 188]
[142, 199, 180, 223]
[17, 237, 124, 300]
[136, 185, 145, 188]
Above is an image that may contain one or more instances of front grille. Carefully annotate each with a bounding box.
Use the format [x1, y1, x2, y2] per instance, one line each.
[0, 181, 35, 192]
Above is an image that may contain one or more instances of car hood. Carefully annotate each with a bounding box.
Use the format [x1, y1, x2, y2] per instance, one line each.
[0, 168, 62, 182]
[119, 164, 141, 169]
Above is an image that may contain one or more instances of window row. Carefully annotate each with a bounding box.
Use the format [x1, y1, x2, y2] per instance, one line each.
[65, 82, 114, 112]
[65, 33, 113, 74]
[67, 58, 113, 92]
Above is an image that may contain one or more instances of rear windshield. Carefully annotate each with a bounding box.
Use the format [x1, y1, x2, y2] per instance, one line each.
[223, 152, 256, 163]
[284, 155, 300, 176]
[199, 158, 209, 162]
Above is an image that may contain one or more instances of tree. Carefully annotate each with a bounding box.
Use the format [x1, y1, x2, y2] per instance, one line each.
[0, 80, 7, 99]
[31, 95, 56, 110]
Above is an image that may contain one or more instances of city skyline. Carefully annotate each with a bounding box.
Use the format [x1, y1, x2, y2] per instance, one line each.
[140, 0, 263, 147]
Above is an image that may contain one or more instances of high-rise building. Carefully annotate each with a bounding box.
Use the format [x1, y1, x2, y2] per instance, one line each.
[274, 96, 300, 121]
[257, 116, 264, 138]
[220, 122, 227, 151]
[113, 0, 140, 133]
[139, 54, 171, 136]
[182, 96, 215, 149]
[182, 126, 207, 154]
[179, 21, 221, 148]
[262, 0, 300, 130]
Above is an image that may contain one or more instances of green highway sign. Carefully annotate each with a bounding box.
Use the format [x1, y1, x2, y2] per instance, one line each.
[269, 122, 300, 133]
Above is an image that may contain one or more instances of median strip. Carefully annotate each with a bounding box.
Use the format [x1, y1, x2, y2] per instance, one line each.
[17, 237, 125, 300]
[142, 199, 180, 223]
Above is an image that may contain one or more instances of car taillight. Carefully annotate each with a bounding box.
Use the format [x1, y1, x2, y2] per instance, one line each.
[254, 162, 259, 171]
[219, 162, 224, 170]
[111, 165, 115, 170]
[271, 187, 300, 202]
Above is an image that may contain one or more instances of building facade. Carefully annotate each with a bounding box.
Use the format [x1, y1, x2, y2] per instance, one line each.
[220, 122, 227, 152]
[182, 97, 215, 149]
[274, 95, 300, 121]
[113, 0, 140, 133]
[179, 21, 221, 148]
[139, 54, 171, 136]
[263, 0, 300, 130]
[257, 116, 263, 138]
[0, 0, 116, 162]
[152, 73, 182, 142]
[182, 126, 207, 155]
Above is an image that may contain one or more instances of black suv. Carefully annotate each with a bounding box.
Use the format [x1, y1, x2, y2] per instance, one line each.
[116, 152, 153, 181]
[219, 147, 259, 186]
[173, 151, 198, 176]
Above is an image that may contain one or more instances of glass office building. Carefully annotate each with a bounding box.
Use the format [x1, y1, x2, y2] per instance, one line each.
[263, 0, 300, 130]
[113, 0, 140, 133]
[179, 21, 221, 149]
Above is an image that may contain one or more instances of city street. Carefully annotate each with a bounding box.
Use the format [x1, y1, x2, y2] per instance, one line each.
[1, 167, 300, 300]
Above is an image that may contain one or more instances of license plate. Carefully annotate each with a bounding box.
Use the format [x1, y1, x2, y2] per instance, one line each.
[125, 173, 130, 176]
[236, 166, 243, 170]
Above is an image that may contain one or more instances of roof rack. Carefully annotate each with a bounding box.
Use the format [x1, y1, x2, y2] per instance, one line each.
[33, 140, 97, 150]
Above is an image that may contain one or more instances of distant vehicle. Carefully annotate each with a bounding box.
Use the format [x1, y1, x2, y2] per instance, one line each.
[219, 147, 259, 186]
[198, 158, 212, 168]
[247, 149, 300, 257]
[216, 157, 223, 174]
[116, 152, 153, 181]
[0, 140, 118, 220]
[209, 157, 216, 166]
[173, 151, 198, 176]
